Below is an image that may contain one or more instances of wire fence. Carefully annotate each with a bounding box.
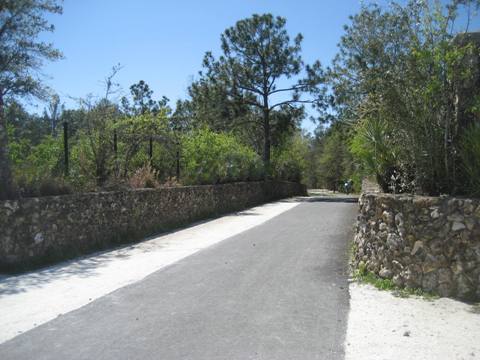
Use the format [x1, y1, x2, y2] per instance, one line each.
[61, 121, 181, 180]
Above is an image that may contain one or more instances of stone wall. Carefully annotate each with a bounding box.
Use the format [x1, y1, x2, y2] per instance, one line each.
[0, 181, 306, 272]
[353, 193, 480, 301]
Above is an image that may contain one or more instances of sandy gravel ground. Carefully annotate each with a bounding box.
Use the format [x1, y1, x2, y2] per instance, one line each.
[346, 282, 480, 360]
[0, 199, 299, 344]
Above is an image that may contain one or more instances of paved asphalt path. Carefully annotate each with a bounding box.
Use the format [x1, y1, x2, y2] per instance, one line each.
[0, 199, 357, 360]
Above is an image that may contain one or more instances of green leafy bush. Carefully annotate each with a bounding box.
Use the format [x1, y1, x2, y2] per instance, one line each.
[68, 132, 99, 191]
[9, 121, 74, 197]
[271, 134, 308, 183]
[330, 1, 480, 196]
[9, 134, 71, 197]
[26, 136, 63, 178]
[182, 129, 263, 185]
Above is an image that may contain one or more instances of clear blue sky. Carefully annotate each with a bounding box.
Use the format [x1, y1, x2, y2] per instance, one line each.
[37, 0, 479, 133]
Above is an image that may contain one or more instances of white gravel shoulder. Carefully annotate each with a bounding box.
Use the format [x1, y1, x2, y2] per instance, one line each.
[346, 282, 480, 360]
[0, 199, 300, 344]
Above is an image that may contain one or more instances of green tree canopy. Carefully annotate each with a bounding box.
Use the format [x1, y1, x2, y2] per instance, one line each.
[198, 14, 326, 173]
[121, 80, 170, 116]
[329, 0, 480, 195]
[0, 0, 63, 199]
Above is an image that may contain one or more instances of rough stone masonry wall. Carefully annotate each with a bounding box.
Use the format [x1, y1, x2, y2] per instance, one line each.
[353, 193, 480, 301]
[0, 181, 306, 272]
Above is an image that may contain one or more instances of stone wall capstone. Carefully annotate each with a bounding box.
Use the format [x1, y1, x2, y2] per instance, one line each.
[0, 181, 306, 272]
[353, 193, 480, 301]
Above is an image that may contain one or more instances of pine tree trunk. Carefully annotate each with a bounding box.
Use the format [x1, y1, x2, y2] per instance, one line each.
[263, 108, 271, 179]
[0, 92, 13, 200]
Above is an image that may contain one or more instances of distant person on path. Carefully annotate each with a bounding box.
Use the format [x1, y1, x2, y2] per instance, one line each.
[344, 179, 353, 194]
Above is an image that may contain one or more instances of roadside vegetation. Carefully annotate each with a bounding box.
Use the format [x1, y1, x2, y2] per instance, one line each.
[0, 1, 479, 200]
[0, 3, 326, 199]
[310, 0, 480, 196]
[353, 261, 439, 300]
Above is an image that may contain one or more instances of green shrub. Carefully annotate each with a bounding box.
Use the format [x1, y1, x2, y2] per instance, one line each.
[9, 135, 71, 197]
[182, 129, 263, 185]
[271, 134, 308, 183]
[68, 133, 98, 191]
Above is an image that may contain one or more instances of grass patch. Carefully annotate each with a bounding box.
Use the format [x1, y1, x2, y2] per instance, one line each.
[349, 237, 438, 300]
[356, 270, 396, 290]
[352, 266, 438, 300]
